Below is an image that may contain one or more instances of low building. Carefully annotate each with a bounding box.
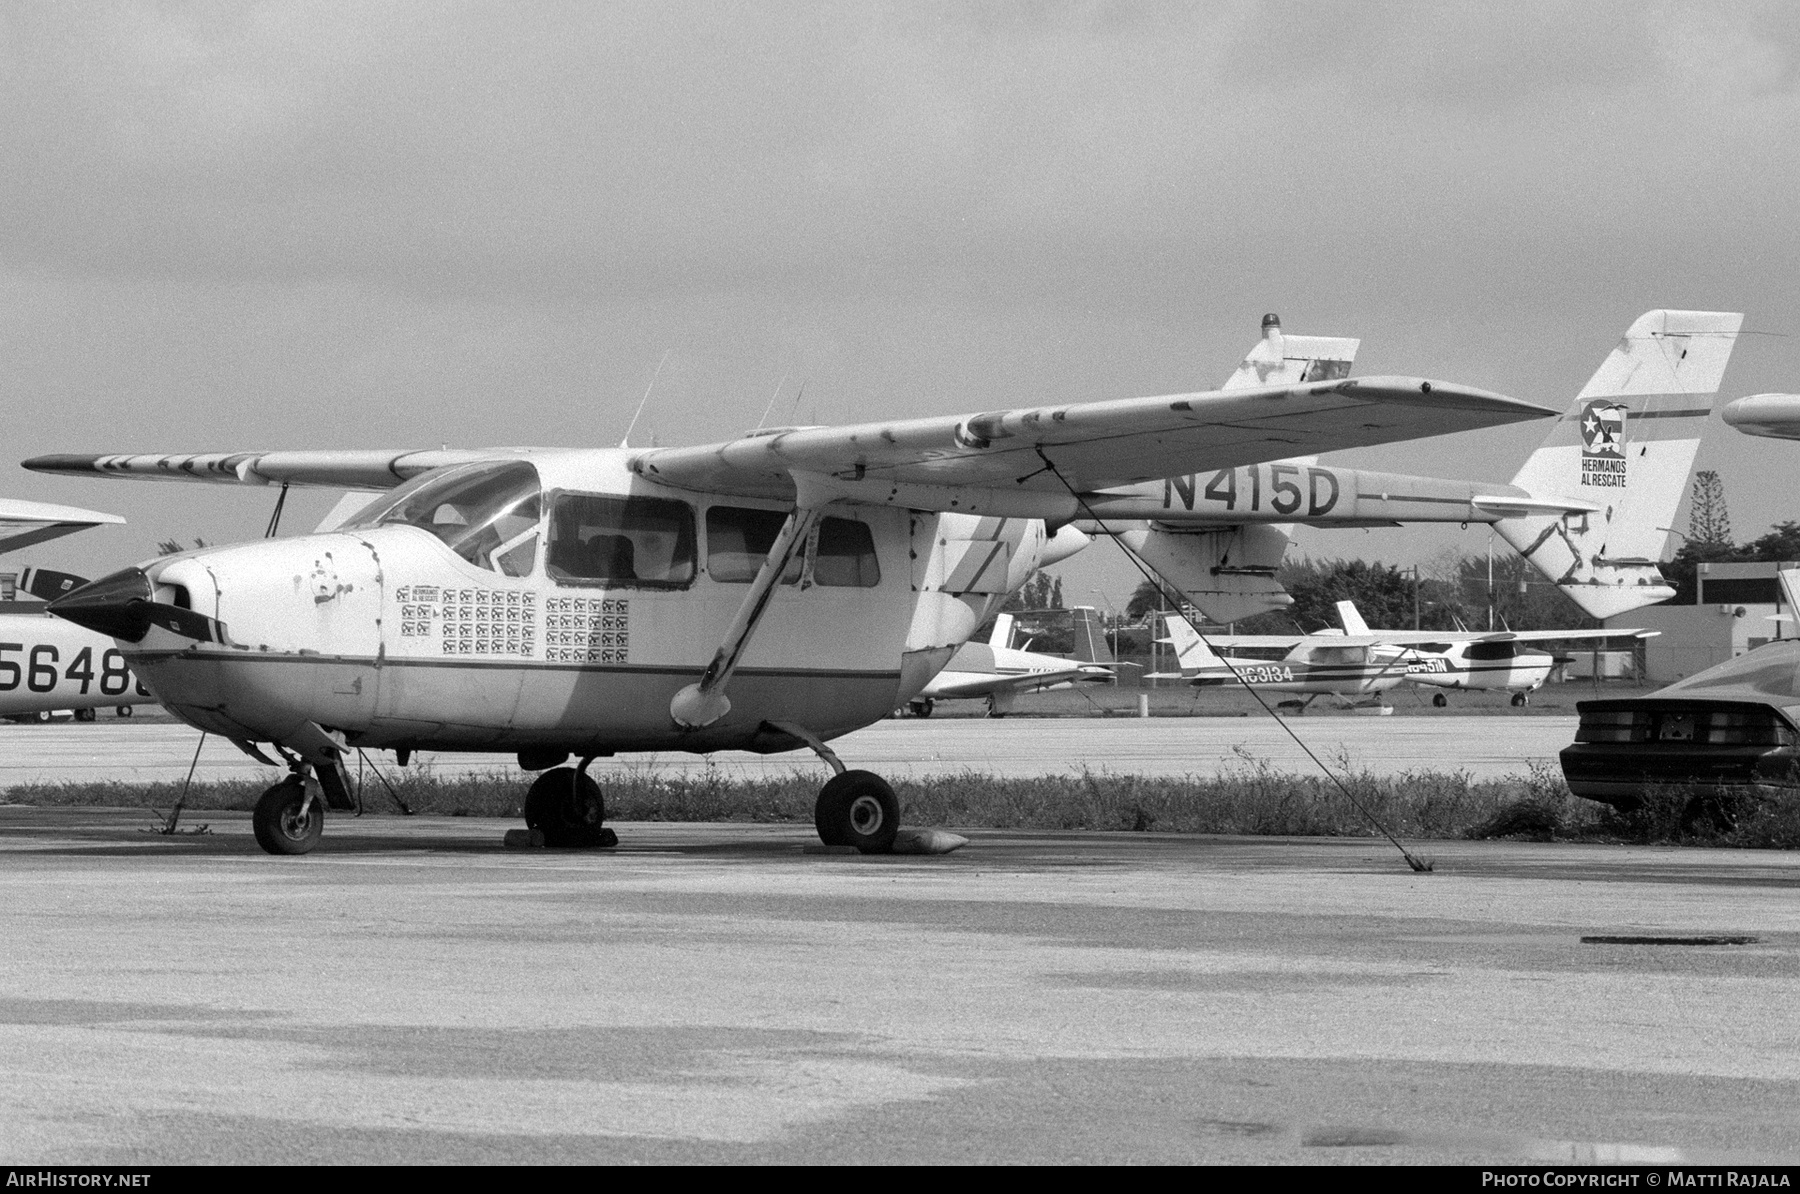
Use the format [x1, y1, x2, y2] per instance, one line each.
[1608, 560, 1799, 684]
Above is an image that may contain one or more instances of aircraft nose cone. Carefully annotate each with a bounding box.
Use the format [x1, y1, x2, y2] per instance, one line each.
[48, 566, 155, 642]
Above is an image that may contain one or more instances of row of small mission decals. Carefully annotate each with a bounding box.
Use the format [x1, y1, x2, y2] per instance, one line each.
[387, 585, 628, 660]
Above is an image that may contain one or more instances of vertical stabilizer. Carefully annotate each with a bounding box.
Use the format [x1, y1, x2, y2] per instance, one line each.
[1335, 601, 1371, 635]
[1497, 309, 1743, 618]
[988, 612, 1015, 650]
[1068, 606, 1113, 664]
[1157, 613, 1222, 672]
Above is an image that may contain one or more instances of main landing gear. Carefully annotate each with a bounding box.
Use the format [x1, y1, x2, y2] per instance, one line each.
[814, 770, 900, 853]
[523, 761, 614, 848]
[769, 720, 902, 854]
[1432, 693, 1449, 708]
[1511, 692, 1530, 707]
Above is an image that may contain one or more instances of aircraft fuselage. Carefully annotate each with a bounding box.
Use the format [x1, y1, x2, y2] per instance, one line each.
[0, 605, 153, 716]
[73, 451, 1044, 758]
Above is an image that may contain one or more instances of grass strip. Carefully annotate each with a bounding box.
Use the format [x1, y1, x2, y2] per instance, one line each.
[7, 755, 1800, 848]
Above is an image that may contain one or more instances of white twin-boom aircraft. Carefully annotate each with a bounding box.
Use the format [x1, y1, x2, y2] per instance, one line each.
[34, 310, 1732, 857]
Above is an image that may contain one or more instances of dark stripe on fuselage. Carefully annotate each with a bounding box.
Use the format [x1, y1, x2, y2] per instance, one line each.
[119, 649, 901, 682]
[1561, 407, 1711, 422]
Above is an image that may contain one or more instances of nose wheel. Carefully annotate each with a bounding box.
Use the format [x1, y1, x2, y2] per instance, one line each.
[252, 777, 324, 855]
[523, 765, 609, 847]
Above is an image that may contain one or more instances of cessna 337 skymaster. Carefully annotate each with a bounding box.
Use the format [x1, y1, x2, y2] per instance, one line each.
[29, 365, 1554, 855]
[0, 499, 153, 722]
[1153, 601, 1655, 710]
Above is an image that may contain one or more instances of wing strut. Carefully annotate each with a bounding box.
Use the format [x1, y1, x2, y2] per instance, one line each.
[669, 502, 825, 729]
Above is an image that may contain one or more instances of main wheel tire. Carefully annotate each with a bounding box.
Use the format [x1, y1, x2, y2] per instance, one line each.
[524, 767, 606, 847]
[909, 699, 934, 718]
[116, 705, 134, 718]
[252, 779, 324, 856]
[33, 710, 51, 724]
[1432, 693, 1448, 708]
[1511, 693, 1529, 707]
[74, 708, 96, 723]
[814, 770, 900, 854]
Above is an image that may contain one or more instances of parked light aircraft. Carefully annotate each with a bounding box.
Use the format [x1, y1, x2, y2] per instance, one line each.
[33, 348, 1577, 854]
[1152, 601, 1655, 710]
[0, 499, 153, 722]
[907, 608, 1115, 718]
[1105, 310, 1746, 624]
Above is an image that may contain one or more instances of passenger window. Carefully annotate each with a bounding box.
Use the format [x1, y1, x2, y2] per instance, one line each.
[547, 494, 696, 588]
[812, 517, 880, 588]
[706, 507, 802, 584]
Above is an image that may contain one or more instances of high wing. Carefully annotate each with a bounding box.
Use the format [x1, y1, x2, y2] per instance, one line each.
[0, 498, 124, 556]
[1344, 628, 1659, 646]
[632, 376, 1549, 513]
[23, 377, 1548, 516]
[22, 449, 522, 490]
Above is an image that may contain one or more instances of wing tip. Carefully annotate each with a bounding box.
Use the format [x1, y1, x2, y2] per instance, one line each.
[22, 454, 106, 476]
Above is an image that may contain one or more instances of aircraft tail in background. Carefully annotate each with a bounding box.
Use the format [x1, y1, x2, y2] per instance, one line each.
[1155, 612, 1225, 674]
[1335, 601, 1372, 636]
[1498, 309, 1743, 618]
[987, 612, 1015, 650]
[1113, 315, 1361, 624]
[1068, 606, 1114, 664]
[1221, 314, 1359, 391]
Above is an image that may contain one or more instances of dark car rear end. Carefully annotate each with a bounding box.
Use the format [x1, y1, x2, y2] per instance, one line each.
[1561, 699, 1800, 807]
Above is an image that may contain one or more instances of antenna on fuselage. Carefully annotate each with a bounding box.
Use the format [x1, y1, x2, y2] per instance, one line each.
[752, 371, 791, 431]
[620, 350, 672, 448]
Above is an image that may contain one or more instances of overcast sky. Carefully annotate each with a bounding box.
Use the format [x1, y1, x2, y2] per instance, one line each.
[5, 0, 1799, 608]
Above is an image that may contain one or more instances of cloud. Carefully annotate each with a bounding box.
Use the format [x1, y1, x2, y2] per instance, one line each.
[2, 0, 1792, 313]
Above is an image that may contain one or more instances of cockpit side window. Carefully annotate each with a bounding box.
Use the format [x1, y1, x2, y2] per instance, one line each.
[547, 493, 696, 588]
[812, 517, 880, 588]
[346, 461, 542, 577]
[706, 506, 802, 584]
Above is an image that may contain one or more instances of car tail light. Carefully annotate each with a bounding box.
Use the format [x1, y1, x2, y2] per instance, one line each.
[1575, 703, 1798, 747]
[1705, 709, 1797, 746]
[1575, 709, 1649, 743]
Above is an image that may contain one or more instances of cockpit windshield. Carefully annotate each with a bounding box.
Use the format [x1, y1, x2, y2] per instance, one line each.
[345, 461, 542, 576]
